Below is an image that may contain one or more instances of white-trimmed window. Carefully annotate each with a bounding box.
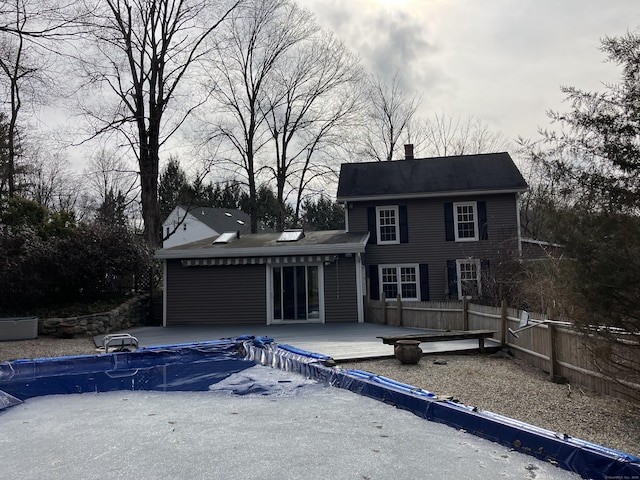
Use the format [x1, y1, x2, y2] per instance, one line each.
[454, 201, 478, 241]
[379, 264, 419, 301]
[456, 259, 481, 299]
[376, 206, 399, 244]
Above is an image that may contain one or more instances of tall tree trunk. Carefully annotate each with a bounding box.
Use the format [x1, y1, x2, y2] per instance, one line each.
[247, 152, 258, 233]
[81, 0, 240, 248]
[139, 152, 160, 248]
[139, 113, 161, 248]
[276, 159, 286, 231]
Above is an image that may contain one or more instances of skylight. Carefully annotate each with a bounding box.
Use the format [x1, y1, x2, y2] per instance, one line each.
[277, 229, 305, 242]
[213, 231, 240, 244]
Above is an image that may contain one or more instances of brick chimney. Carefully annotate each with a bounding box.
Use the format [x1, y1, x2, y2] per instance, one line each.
[404, 144, 414, 160]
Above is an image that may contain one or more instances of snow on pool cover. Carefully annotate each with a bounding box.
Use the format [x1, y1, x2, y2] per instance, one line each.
[0, 338, 638, 480]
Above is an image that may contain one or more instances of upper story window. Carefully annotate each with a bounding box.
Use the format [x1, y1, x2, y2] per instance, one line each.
[454, 201, 478, 241]
[376, 206, 399, 244]
[445, 201, 487, 242]
[368, 205, 408, 245]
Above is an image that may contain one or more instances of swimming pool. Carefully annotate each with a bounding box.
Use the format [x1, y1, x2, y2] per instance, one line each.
[1, 337, 638, 480]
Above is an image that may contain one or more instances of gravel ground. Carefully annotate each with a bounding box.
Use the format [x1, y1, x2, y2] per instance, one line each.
[1, 336, 639, 458]
[0, 336, 98, 362]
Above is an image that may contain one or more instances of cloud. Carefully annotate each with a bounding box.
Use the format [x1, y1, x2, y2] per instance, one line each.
[299, 0, 442, 92]
[298, 0, 640, 143]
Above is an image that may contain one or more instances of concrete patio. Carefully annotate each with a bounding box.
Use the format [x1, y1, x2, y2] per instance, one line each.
[97, 323, 501, 361]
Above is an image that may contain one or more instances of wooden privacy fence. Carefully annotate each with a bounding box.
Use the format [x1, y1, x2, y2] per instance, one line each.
[367, 295, 640, 402]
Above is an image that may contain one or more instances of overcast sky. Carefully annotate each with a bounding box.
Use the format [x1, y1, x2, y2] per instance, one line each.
[297, 0, 640, 146]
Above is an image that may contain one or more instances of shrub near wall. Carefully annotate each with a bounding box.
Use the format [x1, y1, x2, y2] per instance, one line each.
[0, 221, 152, 314]
[39, 295, 150, 338]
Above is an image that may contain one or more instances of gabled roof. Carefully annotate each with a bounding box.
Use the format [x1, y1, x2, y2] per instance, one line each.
[336, 152, 528, 202]
[155, 230, 370, 260]
[164, 206, 252, 233]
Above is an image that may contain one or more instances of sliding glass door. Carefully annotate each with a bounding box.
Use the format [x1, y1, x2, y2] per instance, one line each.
[271, 265, 321, 322]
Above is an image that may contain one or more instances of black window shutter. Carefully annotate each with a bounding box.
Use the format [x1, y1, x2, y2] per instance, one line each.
[399, 205, 409, 243]
[419, 264, 429, 301]
[369, 264, 379, 300]
[444, 203, 454, 241]
[478, 201, 488, 240]
[446, 260, 457, 299]
[367, 207, 377, 244]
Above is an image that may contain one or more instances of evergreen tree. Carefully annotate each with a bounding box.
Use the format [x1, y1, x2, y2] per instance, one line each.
[524, 30, 640, 387]
[301, 196, 344, 230]
[96, 188, 128, 228]
[239, 185, 292, 230]
[158, 158, 192, 221]
[215, 181, 245, 210]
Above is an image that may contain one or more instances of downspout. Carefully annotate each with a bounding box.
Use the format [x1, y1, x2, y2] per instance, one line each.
[162, 260, 167, 327]
[265, 266, 273, 326]
[355, 252, 364, 323]
[344, 203, 350, 232]
[516, 193, 523, 257]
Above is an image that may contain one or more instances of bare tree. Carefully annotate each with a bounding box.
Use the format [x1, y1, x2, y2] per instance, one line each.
[0, 0, 61, 197]
[77, 0, 240, 247]
[23, 149, 80, 212]
[0, 6, 27, 197]
[202, 0, 318, 232]
[0, 0, 80, 38]
[361, 72, 421, 162]
[262, 30, 364, 229]
[84, 147, 139, 219]
[414, 113, 512, 157]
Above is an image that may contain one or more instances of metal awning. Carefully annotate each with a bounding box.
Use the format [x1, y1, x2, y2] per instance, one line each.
[181, 255, 337, 267]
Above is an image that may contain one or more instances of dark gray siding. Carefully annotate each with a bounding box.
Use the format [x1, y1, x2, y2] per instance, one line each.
[166, 260, 266, 325]
[323, 255, 359, 323]
[349, 194, 520, 301]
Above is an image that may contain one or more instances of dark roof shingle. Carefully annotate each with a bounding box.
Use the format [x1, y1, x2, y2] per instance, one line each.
[336, 152, 528, 200]
[155, 230, 370, 259]
[182, 207, 252, 233]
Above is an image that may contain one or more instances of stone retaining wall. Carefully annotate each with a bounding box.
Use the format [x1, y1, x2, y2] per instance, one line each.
[38, 295, 151, 337]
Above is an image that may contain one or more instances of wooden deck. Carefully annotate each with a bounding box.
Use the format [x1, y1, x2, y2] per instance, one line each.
[97, 323, 501, 361]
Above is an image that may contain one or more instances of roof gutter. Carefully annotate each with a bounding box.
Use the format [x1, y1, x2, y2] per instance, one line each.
[337, 187, 528, 203]
[155, 236, 370, 260]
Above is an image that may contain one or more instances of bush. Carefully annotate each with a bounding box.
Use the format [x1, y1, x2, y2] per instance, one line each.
[0, 226, 53, 308]
[0, 222, 152, 315]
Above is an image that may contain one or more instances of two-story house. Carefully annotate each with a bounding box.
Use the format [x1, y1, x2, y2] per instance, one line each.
[155, 150, 527, 326]
[336, 150, 528, 302]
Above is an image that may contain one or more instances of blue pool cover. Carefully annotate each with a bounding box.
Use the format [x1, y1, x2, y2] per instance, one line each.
[1, 337, 639, 480]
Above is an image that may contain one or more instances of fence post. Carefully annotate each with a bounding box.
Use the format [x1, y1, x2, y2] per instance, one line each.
[462, 297, 469, 330]
[381, 293, 387, 325]
[548, 324, 560, 383]
[500, 299, 507, 347]
[396, 294, 402, 327]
